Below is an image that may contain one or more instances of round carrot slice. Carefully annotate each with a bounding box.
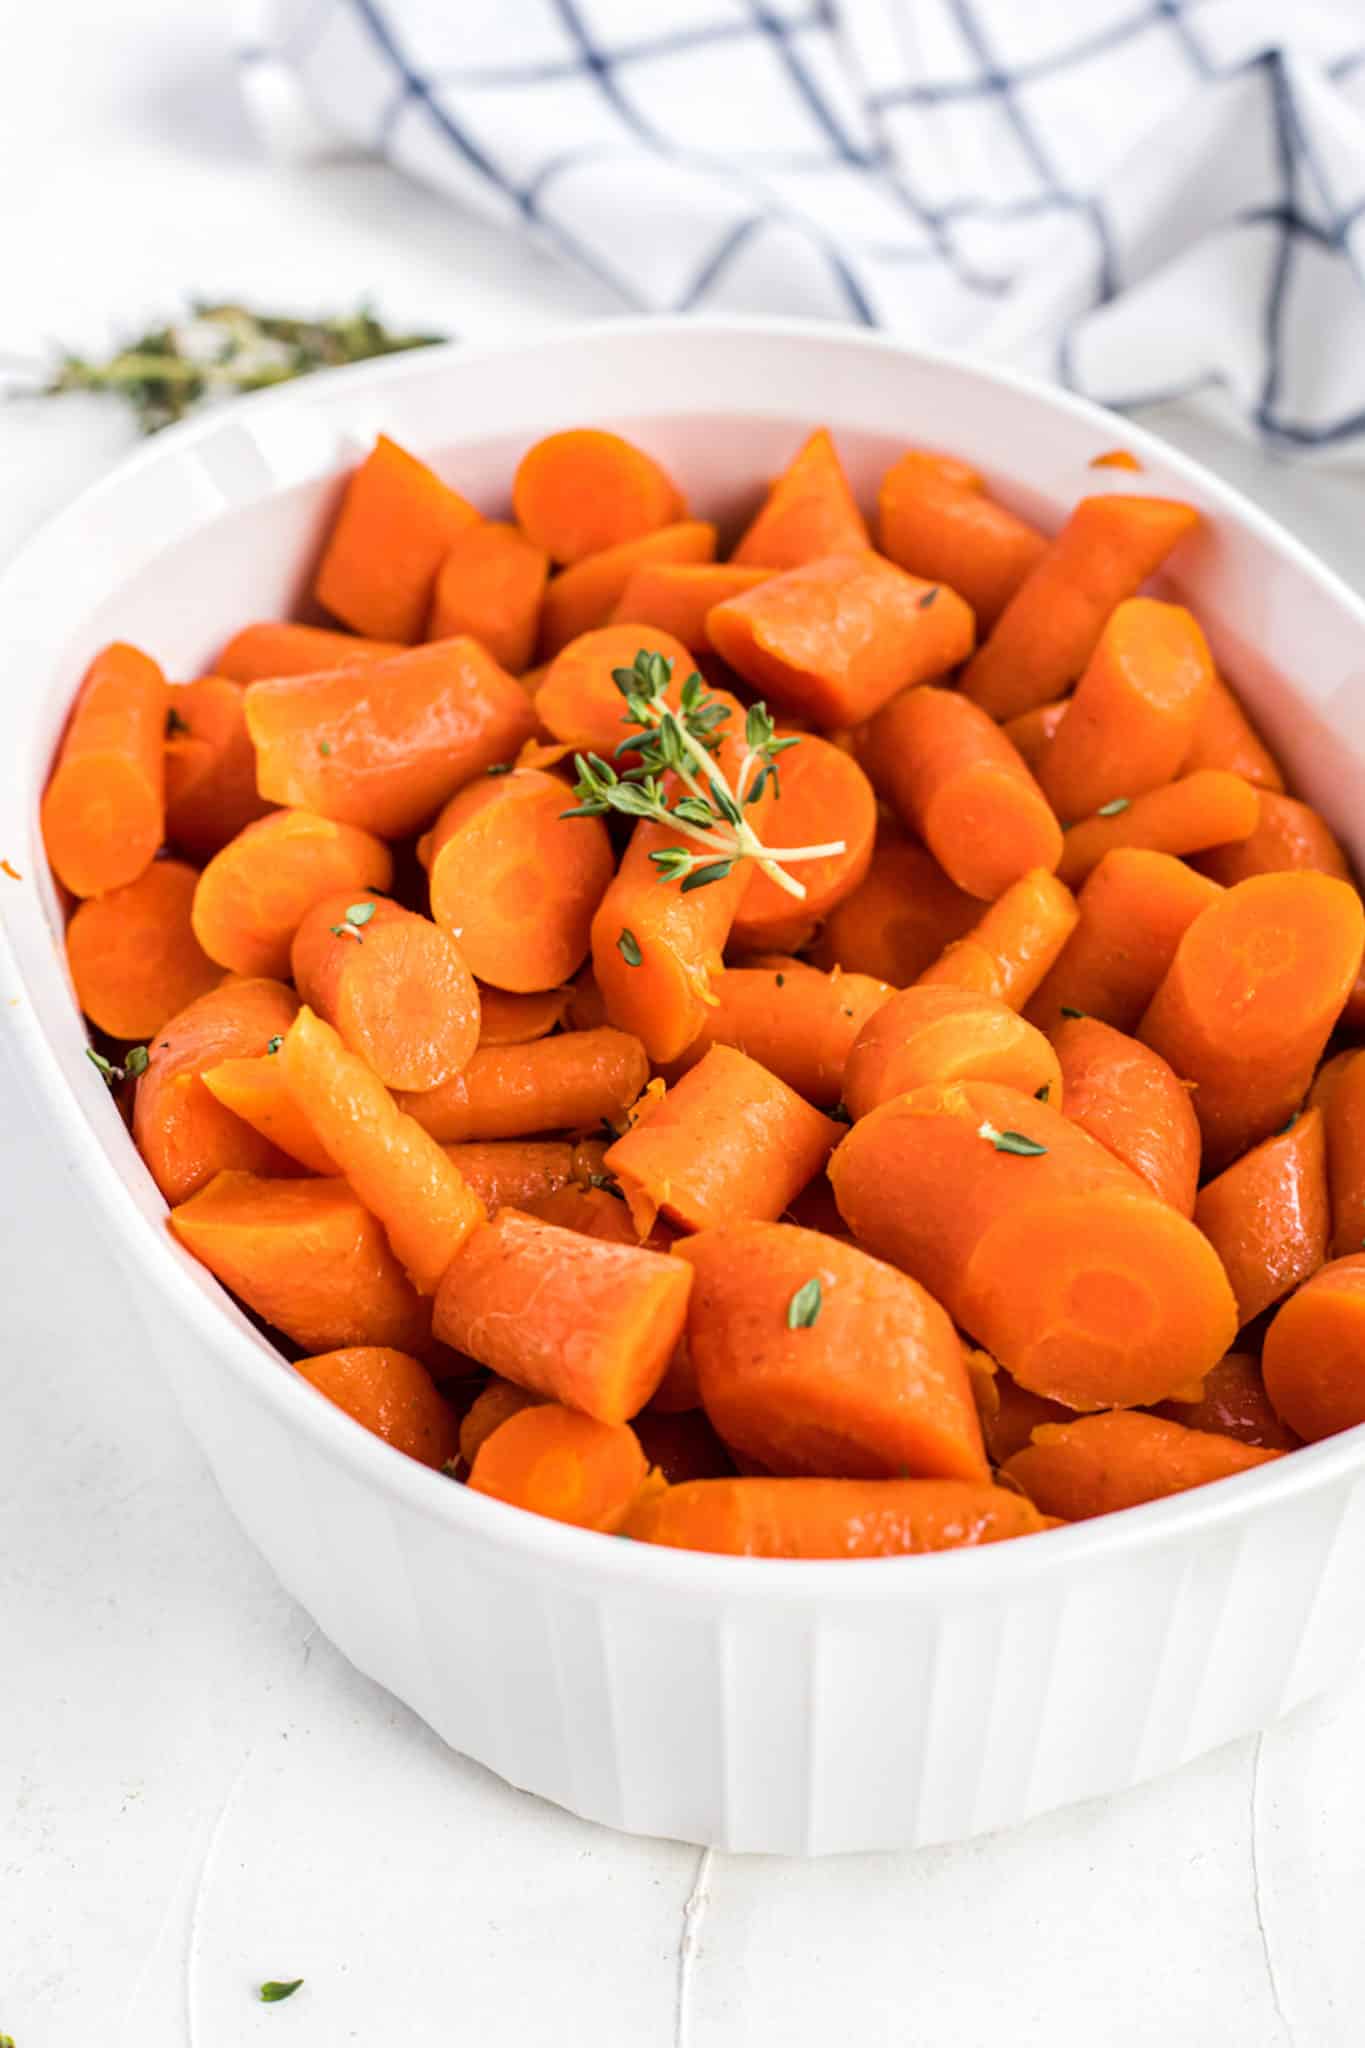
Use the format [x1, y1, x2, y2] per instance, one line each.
[513, 429, 682, 564]
[535, 623, 696, 758]
[66, 858, 220, 1039]
[291, 889, 481, 1092]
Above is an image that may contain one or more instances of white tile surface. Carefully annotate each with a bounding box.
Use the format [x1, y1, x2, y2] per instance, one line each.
[4, 5, 1365, 2041]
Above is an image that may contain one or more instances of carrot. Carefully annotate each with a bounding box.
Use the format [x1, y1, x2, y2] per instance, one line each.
[843, 986, 1062, 1121]
[729, 735, 877, 941]
[211, 621, 404, 683]
[915, 868, 1079, 1009]
[426, 521, 549, 672]
[164, 676, 272, 857]
[973, 1362, 1074, 1466]
[1037, 599, 1215, 821]
[1056, 770, 1259, 889]
[1139, 873, 1364, 1171]
[1193, 1108, 1328, 1324]
[1262, 1254, 1365, 1441]
[609, 562, 772, 654]
[191, 809, 392, 978]
[66, 858, 219, 1039]
[1314, 1047, 1365, 1257]
[244, 639, 536, 838]
[708, 551, 975, 728]
[290, 889, 480, 1091]
[468, 1402, 650, 1530]
[394, 1027, 648, 1143]
[877, 447, 1047, 630]
[1002, 1411, 1279, 1520]
[513, 429, 682, 564]
[1090, 449, 1143, 471]
[1194, 790, 1352, 887]
[1002, 699, 1068, 775]
[539, 521, 716, 658]
[633, 1408, 734, 1483]
[201, 1052, 338, 1175]
[667, 961, 893, 1107]
[1181, 671, 1284, 789]
[869, 685, 1063, 901]
[807, 833, 979, 985]
[1052, 1014, 1201, 1214]
[1025, 848, 1221, 1034]
[679, 1222, 987, 1481]
[961, 495, 1201, 720]
[476, 985, 572, 1045]
[534, 623, 696, 757]
[522, 1183, 645, 1245]
[313, 433, 480, 641]
[731, 428, 868, 570]
[133, 977, 302, 1202]
[295, 1346, 460, 1467]
[459, 1381, 543, 1466]
[170, 1170, 432, 1354]
[422, 766, 614, 992]
[605, 1045, 838, 1234]
[440, 1140, 577, 1213]
[41, 642, 165, 897]
[830, 1080, 1238, 1408]
[620, 1475, 1049, 1557]
[280, 1006, 484, 1294]
[1153, 1350, 1300, 1450]
[433, 1207, 691, 1422]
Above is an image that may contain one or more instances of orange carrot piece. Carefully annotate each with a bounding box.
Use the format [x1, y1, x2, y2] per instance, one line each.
[476, 985, 572, 1045]
[807, 834, 979, 985]
[459, 1381, 543, 1466]
[830, 1079, 1238, 1408]
[66, 858, 219, 1039]
[314, 433, 480, 641]
[974, 1364, 1074, 1467]
[468, 1402, 650, 1530]
[914, 868, 1079, 1009]
[539, 521, 716, 658]
[844, 986, 1062, 1122]
[434, 1207, 691, 1422]
[877, 447, 1047, 631]
[290, 889, 480, 1092]
[667, 961, 893, 1107]
[679, 1221, 987, 1481]
[164, 676, 272, 858]
[521, 1183, 645, 1245]
[244, 639, 536, 838]
[1180, 671, 1285, 790]
[41, 642, 166, 898]
[1090, 449, 1143, 471]
[1002, 699, 1068, 776]
[191, 809, 392, 978]
[1056, 771, 1259, 890]
[440, 1140, 577, 1213]
[295, 1346, 460, 1466]
[426, 521, 549, 672]
[1262, 1254, 1365, 1440]
[1315, 1047, 1365, 1258]
[1140, 873, 1364, 1171]
[1025, 848, 1221, 1034]
[1003, 1411, 1278, 1520]
[1153, 1350, 1300, 1450]
[708, 551, 975, 728]
[732, 428, 868, 570]
[513, 429, 682, 565]
[202, 1053, 338, 1175]
[609, 561, 772, 654]
[211, 621, 404, 683]
[395, 1027, 649, 1142]
[961, 495, 1201, 720]
[423, 766, 614, 992]
[621, 1475, 1049, 1557]
[1194, 790, 1352, 887]
[729, 734, 877, 941]
[170, 1170, 432, 1353]
[1052, 1014, 1200, 1213]
[134, 977, 302, 1202]
[1194, 1108, 1328, 1324]
[534, 622, 696, 757]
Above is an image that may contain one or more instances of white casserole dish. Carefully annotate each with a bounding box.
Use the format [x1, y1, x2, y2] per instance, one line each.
[5, 317, 1365, 1857]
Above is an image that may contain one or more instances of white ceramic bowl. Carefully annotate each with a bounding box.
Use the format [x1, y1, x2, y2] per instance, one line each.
[7, 318, 1365, 1857]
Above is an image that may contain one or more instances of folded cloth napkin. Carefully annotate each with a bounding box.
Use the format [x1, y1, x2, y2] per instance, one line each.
[242, 0, 1365, 446]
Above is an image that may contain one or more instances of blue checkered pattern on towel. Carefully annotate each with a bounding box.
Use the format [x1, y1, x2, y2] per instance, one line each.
[241, 0, 1365, 446]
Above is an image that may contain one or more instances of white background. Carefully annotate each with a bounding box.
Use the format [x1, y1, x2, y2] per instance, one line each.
[5, 5, 1365, 2043]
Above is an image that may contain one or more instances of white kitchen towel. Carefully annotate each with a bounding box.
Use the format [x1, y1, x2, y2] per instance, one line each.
[241, 0, 1365, 447]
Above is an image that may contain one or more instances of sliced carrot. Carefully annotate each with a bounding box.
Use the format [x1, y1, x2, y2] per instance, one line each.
[191, 809, 392, 978]
[877, 447, 1047, 630]
[620, 1475, 1048, 1556]
[164, 676, 272, 858]
[1195, 1107, 1327, 1325]
[468, 1402, 650, 1530]
[296, 1346, 459, 1466]
[844, 986, 1062, 1121]
[732, 428, 868, 569]
[1262, 1254, 1365, 1441]
[314, 433, 480, 641]
[1025, 848, 1221, 1034]
[133, 977, 302, 1202]
[1153, 1350, 1300, 1450]
[394, 1027, 649, 1142]
[1002, 699, 1068, 775]
[66, 858, 219, 1039]
[426, 521, 548, 672]
[534, 622, 696, 757]
[440, 1140, 577, 1213]
[667, 961, 893, 1106]
[1003, 1411, 1279, 1519]
[1180, 671, 1285, 790]
[291, 889, 480, 1092]
[807, 833, 979, 985]
[539, 521, 716, 658]
[202, 1052, 338, 1175]
[513, 429, 682, 565]
[609, 562, 772, 654]
[41, 642, 165, 898]
[914, 868, 1078, 1009]
[459, 1381, 544, 1466]
[1052, 1014, 1201, 1213]
[728, 734, 877, 941]
[476, 985, 572, 1045]
[1056, 770, 1259, 889]
[211, 621, 404, 683]
[1194, 790, 1352, 887]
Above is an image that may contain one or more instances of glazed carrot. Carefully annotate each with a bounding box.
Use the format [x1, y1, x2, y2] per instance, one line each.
[281, 1006, 484, 1294]
[843, 986, 1062, 1122]
[244, 639, 536, 838]
[295, 1346, 459, 1467]
[1194, 1108, 1328, 1324]
[609, 562, 772, 653]
[211, 621, 404, 683]
[1180, 671, 1284, 789]
[914, 868, 1078, 1009]
[1002, 699, 1067, 775]
[522, 1183, 645, 1245]
[1025, 848, 1221, 1034]
[732, 428, 869, 570]
[433, 1208, 691, 1422]
[164, 676, 272, 857]
[830, 1080, 1238, 1407]
[201, 1053, 338, 1175]
[170, 1170, 432, 1354]
[877, 448, 1047, 630]
[972, 1363, 1073, 1467]
[679, 1222, 988, 1481]
[1052, 1015, 1200, 1214]
[513, 429, 682, 564]
[1037, 599, 1214, 820]
[191, 809, 392, 978]
[41, 642, 165, 897]
[314, 433, 480, 641]
[459, 1380, 543, 1466]
[667, 962, 893, 1106]
[1153, 1350, 1300, 1450]
[869, 685, 1063, 901]
[633, 1407, 734, 1483]
[440, 1140, 577, 1213]
[468, 1402, 650, 1530]
[291, 890, 480, 1091]
[961, 495, 1201, 720]
[807, 834, 979, 984]
[1090, 449, 1142, 471]
[1056, 770, 1259, 889]
[1195, 790, 1352, 887]
[539, 521, 716, 657]
[708, 551, 975, 728]
[423, 767, 614, 992]
[1313, 1047, 1365, 1257]
[476, 985, 572, 1045]
[605, 1045, 838, 1234]
[1139, 873, 1364, 1171]
[620, 1475, 1048, 1557]
[1262, 1254, 1365, 1440]
[133, 977, 301, 1202]
[728, 735, 877, 941]
[426, 521, 548, 672]
[534, 623, 696, 757]
[1003, 1411, 1279, 1520]
[394, 1027, 649, 1142]
[66, 858, 219, 1039]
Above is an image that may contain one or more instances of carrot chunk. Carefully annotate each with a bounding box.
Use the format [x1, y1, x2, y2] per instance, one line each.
[164, 676, 272, 858]
[1053, 1014, 1201, 1214]
[877, 447, 1046, 630]
[535, 623, 696, 758]
[191, 809, 392, 978]
[844, 986, 1062, 1122]
[609, 562, 771, 653]
[808, 833, 979, 985]
[1180, 671, 1284, 789]
[1025, 848, 1221, 1034]
[134, 977, 302, 1202]
[729, 734, 877, 942]
[1262, 1254, 1365, 1441]
[732, 428, 868, 569]
[1056, 770, 1259, 890]
[459, 1381, 544, 1466]
[427, 521, 548, 672]
[41, 642, 166, 897]
[291, 889, 480, 1092]
[539, 521, 715, 657]
[621, 1476, 1049, 1557]
[395, 1026, 647, 1143]
[915, 868, 1078, 1009]
[513, 429, 682, 564]
[201, 1053, 338, 1175]
[66, 858, 219, 1039]
[314, 433, 480, 641]
[475, 985, 572, 1046]
[1194, 1109, 1329, 1325]
[441, 1140, 578, 1214]
[468, 1402, 650, 1530]
[668, 961, 893, 1107]
[1314, 1047, 1365, 1258]
[212, 621, 403, 683]
[296, 1346, 460, 1466]
[1003, 1410, 1279, 1520]
[1194, 790, 1352, 887]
